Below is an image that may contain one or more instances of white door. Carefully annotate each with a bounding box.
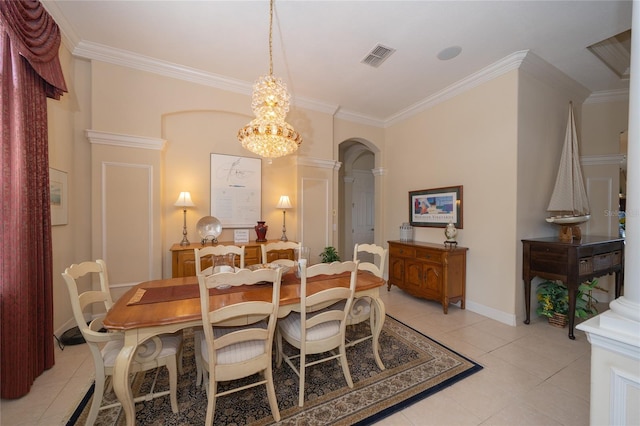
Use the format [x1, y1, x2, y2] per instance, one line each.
[352, 170, 374, 262]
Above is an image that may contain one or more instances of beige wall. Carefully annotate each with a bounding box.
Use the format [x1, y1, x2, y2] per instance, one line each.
[48, 48, 626, 335]
[384, 71, 520, 323]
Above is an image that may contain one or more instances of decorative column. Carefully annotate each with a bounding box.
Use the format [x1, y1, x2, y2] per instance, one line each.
[577, 2, 640, 424]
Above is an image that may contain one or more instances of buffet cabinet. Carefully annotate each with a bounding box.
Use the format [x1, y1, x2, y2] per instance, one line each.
[170, 240, 293, 277]
[388, 240, 468, 314]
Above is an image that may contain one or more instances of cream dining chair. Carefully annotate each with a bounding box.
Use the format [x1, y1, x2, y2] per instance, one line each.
[193, 245, 245, 386]
[61, 260, 181, 425]
[261, 241, 301, 266]
[195, 244, 246, 274]
[348, 243, 388, 370]
[197, 268, 283, 424]
[276, 260, 358, 407]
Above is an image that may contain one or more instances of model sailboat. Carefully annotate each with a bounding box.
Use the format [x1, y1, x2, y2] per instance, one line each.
[546, 103, 590, 239]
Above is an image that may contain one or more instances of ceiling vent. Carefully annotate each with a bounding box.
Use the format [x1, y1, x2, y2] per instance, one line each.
[588, 29, 631, 80]
[361, 44, 396, 68]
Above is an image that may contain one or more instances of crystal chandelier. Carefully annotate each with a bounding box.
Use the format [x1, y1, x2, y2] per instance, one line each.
[237, 0, 302, 158]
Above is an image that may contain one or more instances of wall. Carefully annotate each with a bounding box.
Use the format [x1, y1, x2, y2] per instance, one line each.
[384, 71, 520, 323]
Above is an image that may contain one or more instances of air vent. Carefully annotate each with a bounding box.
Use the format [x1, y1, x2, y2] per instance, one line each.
[361, 44, 396, 68]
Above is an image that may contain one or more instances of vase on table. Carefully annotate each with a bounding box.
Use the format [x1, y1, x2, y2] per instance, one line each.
[445, 221, 457, 242]
[255, 221, 268, 242]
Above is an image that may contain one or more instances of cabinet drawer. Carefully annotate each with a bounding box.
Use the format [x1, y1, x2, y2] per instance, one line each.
[390, 245, 415, 258]
[415, 248, 441, 262]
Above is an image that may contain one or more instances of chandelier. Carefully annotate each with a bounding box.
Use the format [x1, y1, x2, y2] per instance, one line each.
[237, 0, 302, 159]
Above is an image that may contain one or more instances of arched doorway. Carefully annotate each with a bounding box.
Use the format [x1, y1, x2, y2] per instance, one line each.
[338, 139, 378, 261]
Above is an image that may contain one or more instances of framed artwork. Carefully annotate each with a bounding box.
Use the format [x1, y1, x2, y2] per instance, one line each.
[210, 154, 261, 228]
[50, 168, 68, 226]
[409, 185, 463, 228]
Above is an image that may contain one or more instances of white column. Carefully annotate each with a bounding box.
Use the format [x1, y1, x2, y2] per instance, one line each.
[606, 0, 640, 324]
[577, 3, 640, 425]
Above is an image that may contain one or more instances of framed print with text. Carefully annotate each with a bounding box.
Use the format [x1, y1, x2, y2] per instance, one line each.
[409, 185, 463, 228]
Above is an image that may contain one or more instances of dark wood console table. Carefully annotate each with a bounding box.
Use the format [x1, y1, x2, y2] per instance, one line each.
[522, 236, 624, 339]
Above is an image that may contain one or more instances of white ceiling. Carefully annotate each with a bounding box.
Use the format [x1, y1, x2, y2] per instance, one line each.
[43, 1, 632, 126]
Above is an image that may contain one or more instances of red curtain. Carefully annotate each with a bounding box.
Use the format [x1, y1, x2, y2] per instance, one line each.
[0, 0, 67, 399]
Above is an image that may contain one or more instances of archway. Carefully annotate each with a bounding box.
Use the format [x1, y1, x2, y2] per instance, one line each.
[338, 139, 379, 261]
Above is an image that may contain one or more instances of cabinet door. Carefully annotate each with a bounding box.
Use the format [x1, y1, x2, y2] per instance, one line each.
[179, 251, 197, 277]
[389, 256, 405, 285]
[422, 262, 442, 299]
[405, 260, 423, 290]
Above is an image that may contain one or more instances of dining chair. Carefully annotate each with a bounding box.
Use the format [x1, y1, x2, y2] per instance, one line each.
[261, 241, 301, 266]
[276, 260, 358, 407]
[192, 245, 246, 385]
[348, 243, 388, 369]
[195, 244, 246, 274]
[197, 268, 283, 424]
[61, 260, 181, 425]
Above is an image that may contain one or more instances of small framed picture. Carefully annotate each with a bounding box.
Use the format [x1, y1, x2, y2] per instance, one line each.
[409, 185, 463, 228]
[234, 229, 250, 243]
[50, 168, 68, 226]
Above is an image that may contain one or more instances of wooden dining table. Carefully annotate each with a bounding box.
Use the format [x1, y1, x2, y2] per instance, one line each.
[103, 269, 386, 426]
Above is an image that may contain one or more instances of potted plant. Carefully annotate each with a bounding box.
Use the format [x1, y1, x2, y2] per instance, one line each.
[536, 279, 599, 327]
[319, 246, 340, 263]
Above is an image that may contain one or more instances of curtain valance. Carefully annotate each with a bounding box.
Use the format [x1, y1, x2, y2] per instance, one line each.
[0, 0, 67, 99]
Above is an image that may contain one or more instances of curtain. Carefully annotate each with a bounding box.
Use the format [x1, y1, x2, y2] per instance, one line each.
[0, 0, 67, 399]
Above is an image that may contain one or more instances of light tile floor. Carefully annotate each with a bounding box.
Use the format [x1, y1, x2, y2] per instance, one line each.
[1, 288, 598, 425]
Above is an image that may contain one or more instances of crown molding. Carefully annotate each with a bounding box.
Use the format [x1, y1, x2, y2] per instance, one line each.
[72, 41, 339, 116]
[519, 51, 590, 102]
[385, 50, 529, 127]
[86, 130, 166, 151]
[581, 154, 626, 166]
[296, 157, 341, 170]
[585, 89, 630, 104]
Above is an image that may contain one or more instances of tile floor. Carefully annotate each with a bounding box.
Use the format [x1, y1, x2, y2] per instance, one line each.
[1, 287, 597, 425]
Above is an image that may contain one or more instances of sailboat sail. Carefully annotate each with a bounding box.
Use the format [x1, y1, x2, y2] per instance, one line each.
[546, 103, 590, 224]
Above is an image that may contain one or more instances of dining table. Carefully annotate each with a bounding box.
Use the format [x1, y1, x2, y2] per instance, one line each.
[102, 268, 386, 426]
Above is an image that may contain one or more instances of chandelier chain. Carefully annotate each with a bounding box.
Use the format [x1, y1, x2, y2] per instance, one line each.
[269, 0, 273, 76]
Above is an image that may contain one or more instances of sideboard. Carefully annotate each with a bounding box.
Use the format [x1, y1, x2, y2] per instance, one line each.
[388, 240, 468, 314]
[170, 240, 293, 277]
[522, 235, 624, 340]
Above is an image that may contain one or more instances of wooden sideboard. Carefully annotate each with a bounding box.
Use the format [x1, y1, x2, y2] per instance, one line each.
[522, 235, 624, 340]
[388, 240, 468, 314]
[170, 240, 293, 277]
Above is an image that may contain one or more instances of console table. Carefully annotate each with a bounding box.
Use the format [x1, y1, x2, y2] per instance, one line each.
[522, 236, 624, 339]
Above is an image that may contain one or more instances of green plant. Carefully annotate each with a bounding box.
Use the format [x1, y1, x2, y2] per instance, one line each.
[319, 246, 340, 263]
[536, 279, 599, 319]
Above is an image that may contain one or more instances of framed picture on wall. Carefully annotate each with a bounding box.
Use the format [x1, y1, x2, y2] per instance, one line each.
[210, 154, 261, 228]
[50, 168, 68, 226]
[409, 185, 463, 228]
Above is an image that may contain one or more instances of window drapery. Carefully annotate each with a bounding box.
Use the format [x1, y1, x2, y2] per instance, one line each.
[0, 0, 67, 399]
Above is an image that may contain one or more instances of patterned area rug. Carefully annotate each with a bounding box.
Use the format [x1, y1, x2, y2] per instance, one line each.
[66, 316, 482, 425]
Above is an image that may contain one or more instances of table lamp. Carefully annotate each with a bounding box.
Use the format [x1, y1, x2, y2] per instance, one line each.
[276, 195, 292, 241]
[175, 191, 195, 246]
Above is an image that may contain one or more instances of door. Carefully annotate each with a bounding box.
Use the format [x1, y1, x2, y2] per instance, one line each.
[352, 170, 374, 262]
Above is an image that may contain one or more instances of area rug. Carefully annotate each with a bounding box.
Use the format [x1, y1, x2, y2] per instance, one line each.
[66, 316, 482, 425]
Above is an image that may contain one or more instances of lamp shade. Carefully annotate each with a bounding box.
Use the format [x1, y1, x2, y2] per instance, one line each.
[174, 192, 195, 207]
[276, 195, 292, 209]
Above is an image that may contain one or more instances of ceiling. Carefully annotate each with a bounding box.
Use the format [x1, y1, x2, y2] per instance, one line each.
[42, 1, 632, 126]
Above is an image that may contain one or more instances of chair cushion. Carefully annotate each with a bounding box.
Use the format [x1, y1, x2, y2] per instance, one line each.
[200, 321, 267, 365]
[102, 333, 182, 367]
[279, 312, 340, 342]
